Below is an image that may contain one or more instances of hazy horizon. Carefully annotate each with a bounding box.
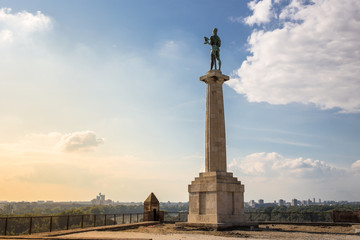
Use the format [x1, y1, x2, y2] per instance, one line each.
[1, 197, 358, 204]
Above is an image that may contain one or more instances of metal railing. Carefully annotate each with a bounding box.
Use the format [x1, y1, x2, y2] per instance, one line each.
[0, 213, 143, 236]
[244, 211, 333, 223]
[163, 212, 188, 223]
[163, 211, 334, 223]
[0, 211, 336, 236]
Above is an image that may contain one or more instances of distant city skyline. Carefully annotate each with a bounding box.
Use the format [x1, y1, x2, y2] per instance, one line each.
[1, 194, 359, 205]
[0, 0, 359, 202]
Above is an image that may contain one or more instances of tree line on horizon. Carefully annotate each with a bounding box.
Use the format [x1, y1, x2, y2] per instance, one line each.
[1, 202, 359, 217]
[0, 202, 189, 217]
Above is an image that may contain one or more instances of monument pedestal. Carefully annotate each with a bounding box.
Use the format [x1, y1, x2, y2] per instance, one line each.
[188, 172, 245, 224]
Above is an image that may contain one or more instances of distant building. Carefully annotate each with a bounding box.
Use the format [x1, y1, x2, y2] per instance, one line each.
[91, 193, 113, 205]
[291, 199, 298, 206]
[258, 199, 264, 205]
[249, 200, 257, 208]
[278, 199, 285, 206]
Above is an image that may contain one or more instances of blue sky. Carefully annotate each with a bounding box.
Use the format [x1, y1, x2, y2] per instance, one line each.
[0, 0, 359, 203]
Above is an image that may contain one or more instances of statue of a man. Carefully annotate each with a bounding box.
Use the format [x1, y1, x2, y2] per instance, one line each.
[204, 28, 222, 71]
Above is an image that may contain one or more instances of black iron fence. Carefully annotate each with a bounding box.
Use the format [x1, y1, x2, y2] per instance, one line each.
[163, 212, 188, 223]
[162, 211, 333, 223]
[0, 213, 143, 236]
[0, 211, 336, 236]
[244, 211, 333, 223]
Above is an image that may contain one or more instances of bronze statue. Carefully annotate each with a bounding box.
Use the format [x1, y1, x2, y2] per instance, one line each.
[204, 28, 222, 71]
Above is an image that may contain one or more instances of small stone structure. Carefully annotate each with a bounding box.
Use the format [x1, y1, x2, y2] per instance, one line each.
[143, 192, 164, 222]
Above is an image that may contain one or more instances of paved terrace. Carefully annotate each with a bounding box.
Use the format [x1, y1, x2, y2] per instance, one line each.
[0, 222, 359, 240]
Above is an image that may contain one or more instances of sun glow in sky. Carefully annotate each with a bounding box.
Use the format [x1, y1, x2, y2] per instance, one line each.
[1, 0, 360, 202]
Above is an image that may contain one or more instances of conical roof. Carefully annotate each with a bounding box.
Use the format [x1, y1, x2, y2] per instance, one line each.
[144, 192, 159, 204]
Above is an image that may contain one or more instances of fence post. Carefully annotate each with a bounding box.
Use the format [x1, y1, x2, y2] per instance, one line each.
[114, 214, 116, 225]
[4, 217, 8, 236]
[49, 216, 53, 232]
[81, 215, 84, 228]
[331, 211, 334, 222]
[122, 214, 124, 224]
[94, 215, 96, 227]
[137, 213, 139, 223]
[29, 217, 33, 235]
[104, 214, 107, 226]
[130, 214, 132, 223]
[66, 215, 70, 230]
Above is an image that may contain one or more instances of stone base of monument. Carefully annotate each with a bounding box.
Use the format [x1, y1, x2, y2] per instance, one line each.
[184, 172, 250, 229]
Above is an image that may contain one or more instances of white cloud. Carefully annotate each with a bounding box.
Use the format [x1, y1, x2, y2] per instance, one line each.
[57, 131, 104, 152]
[228, 152, 360, 201]
[229, 152, 340, 178]
[0, 131, 104, 157]
[229, 0, 360, 113]
[0, 8, 51, 44]
[351, 160, 360, 170]
[278, 0, 306, 20]
[244, 0, 273, 26]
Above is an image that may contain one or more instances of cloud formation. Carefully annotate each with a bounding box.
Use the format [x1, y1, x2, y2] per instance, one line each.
[244, 0, 273, 26]
[0, 8, 51, 44]
[228, 152, 360, 201]
[57, 131, 105, 152]
[0, 131, 104, 156]
[229, 152, 342, 178]
[229, 0, 360, 113]
[351, 160, 360, 171]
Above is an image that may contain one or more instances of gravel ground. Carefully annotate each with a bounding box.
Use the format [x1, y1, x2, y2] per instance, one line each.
[60, 223, 360, 240]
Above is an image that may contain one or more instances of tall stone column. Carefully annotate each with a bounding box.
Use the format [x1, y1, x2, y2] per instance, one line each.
[201, 70, 228, 172]
[186, 70, 245, 229]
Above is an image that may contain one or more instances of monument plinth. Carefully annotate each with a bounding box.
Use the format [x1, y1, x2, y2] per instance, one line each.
[187, 70, 245, 228]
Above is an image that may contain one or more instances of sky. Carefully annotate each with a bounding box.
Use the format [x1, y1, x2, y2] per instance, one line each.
[0, 0, 359, 203]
